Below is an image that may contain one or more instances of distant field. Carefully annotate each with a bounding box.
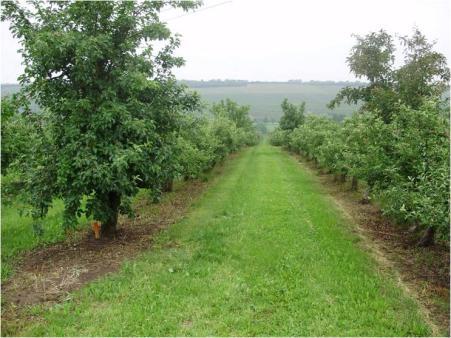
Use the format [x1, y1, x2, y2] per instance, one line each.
[1, 84, 40, 112]
[1, 83, 21, 97]
[1, 82, 361, 121]
[189, 82, 360, 121]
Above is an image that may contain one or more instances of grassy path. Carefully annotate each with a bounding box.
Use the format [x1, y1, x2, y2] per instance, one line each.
[18, 142, 430, 336]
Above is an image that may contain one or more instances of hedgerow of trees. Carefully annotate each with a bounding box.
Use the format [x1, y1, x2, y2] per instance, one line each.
[271, 28, 450, 245]
[1, 1, 258, 236]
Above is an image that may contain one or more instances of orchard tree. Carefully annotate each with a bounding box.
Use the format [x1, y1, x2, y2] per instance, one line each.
[1, 94, 33, 174]
[210, 99, 259, 146]
[396, 29, 450, 109]
[347, 30, 395, 84]
[1, 1, 200, 235]
[328, 30, 397, 122]
[211, 99, 254, 131]
[384, 101, 450, 245]
[279, 98, 305, 131]
[329, 28, 449, 122]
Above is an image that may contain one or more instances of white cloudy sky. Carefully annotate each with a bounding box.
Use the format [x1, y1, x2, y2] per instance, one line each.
[1, 0, 450, 83]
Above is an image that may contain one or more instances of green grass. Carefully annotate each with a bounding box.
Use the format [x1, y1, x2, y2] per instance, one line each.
[13, 142, 431, 336]
[1, 198, 88, 281]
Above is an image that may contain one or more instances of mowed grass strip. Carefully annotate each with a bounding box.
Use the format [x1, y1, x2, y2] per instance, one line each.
[17, 142, 431, 336]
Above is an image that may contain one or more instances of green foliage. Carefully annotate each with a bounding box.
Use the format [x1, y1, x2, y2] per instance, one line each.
[211, 99, 253, 130]
[376, 102, 450, 237]
[268, 28, 451, 242]
[269, 98, 306, 147]
[279, 98, 305, 131]
[210, 99, 259, 146]
[175, 109, 257, 181]
[273, 29, 450, 241]
[347, 30, 395, 83]
[395, 30, 450, 109]
[274, 100, 450, 240]
[329, 28, 450, 123]
[209, 116, 241, 159]
[1, 95, 35, 175]
[175, 115, 213, 180]
[316, 127, 346, 176]
[269, 128, 289, 147]
[1, 96, 257, 279]
[2, 1, 202, 233]
[340, 112, 392, 188]
[288, 116, 336, 159]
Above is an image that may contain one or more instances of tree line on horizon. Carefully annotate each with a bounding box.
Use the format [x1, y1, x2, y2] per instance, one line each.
[179, 79, 367, 88]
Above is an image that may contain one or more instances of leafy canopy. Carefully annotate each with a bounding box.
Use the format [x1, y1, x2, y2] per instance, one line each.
[328, 28, 450, 122]
[211, 98, 254, 131]
[1, 1, 201, 233]
[279, 98, 305, 131]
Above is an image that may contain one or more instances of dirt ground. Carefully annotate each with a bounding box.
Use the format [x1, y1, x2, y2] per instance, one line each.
[296, 156, 450, 336]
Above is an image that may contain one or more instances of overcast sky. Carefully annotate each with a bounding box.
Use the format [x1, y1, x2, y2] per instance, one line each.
[1, 0, 450, 83]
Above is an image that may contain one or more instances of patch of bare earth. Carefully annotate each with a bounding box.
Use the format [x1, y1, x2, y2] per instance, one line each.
[1, 165, 223, 334]
[296, 155, 450, 336]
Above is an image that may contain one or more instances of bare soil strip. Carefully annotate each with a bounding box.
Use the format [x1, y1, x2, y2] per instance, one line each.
[295, 155, 450, 335]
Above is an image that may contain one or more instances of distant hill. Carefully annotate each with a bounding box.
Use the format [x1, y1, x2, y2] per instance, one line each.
[182, 80, 363, 121]
[1, 84, 21, 97]
[2, 80, 363, 121]
[1, 83, 41, 112]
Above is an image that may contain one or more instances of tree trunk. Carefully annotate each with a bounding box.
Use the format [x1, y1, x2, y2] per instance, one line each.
[408, 224, 419, 233]
[162, 179, 173, 192]
[339, 173, 346, 183]
[418, 227, 435, 247]
[360, 188, 371, 204]
[101, 191, 121, 237]
[351, 176, 358, 191]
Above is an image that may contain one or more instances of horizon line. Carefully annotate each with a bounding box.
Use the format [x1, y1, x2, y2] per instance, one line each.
[1, 79, 367, 86]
